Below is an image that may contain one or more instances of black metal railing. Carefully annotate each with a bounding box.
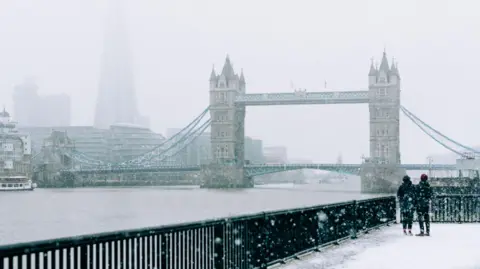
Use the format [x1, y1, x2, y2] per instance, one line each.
[0, 196, 395, 269]
[431, 194, 480, 223]
[398, 194, 480, 223]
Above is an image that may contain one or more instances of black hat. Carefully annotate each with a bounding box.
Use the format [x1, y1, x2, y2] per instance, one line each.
[403, 175, 411, 182]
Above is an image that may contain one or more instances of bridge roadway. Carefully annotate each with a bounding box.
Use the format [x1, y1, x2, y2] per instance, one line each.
[281, 224, 480, 269]
[65, 163, 457, 175]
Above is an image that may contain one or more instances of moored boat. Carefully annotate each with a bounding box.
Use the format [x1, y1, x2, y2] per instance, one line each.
[0, 108, 34, 191]
[0, 176, 36, 191]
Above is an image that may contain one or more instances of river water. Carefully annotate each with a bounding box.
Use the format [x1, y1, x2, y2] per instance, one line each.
[0, 179, 384, 245]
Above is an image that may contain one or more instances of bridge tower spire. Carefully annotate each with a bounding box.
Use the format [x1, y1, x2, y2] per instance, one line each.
[202, 56, 249, 188]
[361, 50, 405, 193]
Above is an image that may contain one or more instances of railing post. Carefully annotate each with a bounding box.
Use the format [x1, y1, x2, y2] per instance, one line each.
[213, 224, 225, 269]
[80, 245, 88, 269]
[351, 200, 358, 239]
[459, 196, 464, 224]
[260, 213, 269, 269]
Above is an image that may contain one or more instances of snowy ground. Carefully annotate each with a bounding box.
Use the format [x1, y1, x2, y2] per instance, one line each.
[280, 224, 480, 269]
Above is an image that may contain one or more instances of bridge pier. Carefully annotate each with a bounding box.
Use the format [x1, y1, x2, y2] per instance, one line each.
[200, 164, 253, 188]
[360, 163, 406, 193]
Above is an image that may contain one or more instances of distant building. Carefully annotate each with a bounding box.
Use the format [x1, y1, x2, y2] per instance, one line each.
[165, 128, 189, 165]
[20, 126, 110, 161]
[20, 124, 165, 163]
[12, 78, 71, 127]
[166, 130, 264, 166]
[163, 128, 265, 166]
[245, 137, 264, 163]
[109, 123, 164, 163]
[135, 115, 150, 129]
[93, 0, 150, 129]
[187, 132, 210, 165]
[263, 146, 288, 163]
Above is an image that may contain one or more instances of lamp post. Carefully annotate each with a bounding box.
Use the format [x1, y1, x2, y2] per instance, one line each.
[426, 156, 433, 177]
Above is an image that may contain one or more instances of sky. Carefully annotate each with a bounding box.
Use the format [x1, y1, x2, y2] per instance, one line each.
[0, 0, 478, 164]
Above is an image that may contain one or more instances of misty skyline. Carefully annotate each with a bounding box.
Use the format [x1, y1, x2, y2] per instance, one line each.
[0, 0, 478, 164]
[94, 0, 139, 129]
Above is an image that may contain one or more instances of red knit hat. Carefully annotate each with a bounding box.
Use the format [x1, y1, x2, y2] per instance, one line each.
[420, 174, 428, 181]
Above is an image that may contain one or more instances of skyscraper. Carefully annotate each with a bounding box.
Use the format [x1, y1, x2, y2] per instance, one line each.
[13, 78, 71, 127]
[94, 0, 139, 129]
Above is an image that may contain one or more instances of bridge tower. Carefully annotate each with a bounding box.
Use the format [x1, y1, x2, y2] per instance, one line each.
[201, 56, 251, 188]
[361, 51, 406, 193]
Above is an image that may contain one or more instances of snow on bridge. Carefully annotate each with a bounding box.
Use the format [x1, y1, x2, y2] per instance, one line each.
[279, 224, 480, 269]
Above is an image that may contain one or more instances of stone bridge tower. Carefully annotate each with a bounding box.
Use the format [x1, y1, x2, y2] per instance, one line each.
[202, 56, 251, 188]
[361, 51, 406, 193]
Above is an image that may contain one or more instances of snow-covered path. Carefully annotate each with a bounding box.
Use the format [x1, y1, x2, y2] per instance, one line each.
[281, 224, 480, 269]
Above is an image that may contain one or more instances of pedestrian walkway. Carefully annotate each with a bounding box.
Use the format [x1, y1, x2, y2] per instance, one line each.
[280, 224, 480, 269]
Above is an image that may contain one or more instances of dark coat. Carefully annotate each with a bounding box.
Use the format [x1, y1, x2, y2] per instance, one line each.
[416, 180, 433, 211]
[397, 181, 416, 213]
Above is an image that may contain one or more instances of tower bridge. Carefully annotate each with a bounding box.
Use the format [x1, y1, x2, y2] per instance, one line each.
[205, 52, 402, 192]
[49, 50, 479, 193]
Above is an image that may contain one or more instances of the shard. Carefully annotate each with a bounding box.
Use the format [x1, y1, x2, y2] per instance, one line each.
[94, 0, 138, 129]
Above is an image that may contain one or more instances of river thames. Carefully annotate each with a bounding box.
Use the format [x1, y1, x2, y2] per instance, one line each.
[0, 179, 384, 245]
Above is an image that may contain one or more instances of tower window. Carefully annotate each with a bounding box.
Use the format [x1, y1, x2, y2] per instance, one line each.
[376, 108, 390, 118]
[216, 92, 228, 103]
[215, 145, 221, 159]
[377, 88, 387, 96]
[383, 145, 390, 158]
[215, 144, 230, 159]
[224, 145, 229, 158]
[215, 112, 228, 122]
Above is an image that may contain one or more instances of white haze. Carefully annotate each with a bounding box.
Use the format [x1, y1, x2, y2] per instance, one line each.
[0, 0, 478, 164]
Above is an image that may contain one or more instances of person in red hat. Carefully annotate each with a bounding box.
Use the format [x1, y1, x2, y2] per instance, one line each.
[415, 173, 433, 236]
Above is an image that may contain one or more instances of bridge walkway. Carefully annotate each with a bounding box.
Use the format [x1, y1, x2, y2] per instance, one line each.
[279, 224, 480, 269]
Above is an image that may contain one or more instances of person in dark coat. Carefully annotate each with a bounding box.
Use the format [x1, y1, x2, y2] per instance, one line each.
[397, 175, 415, 235]
[415, 173, 434, 236]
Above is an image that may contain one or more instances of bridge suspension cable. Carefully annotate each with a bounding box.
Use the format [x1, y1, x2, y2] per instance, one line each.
[124, 117, 211, 166]
[400, 106, 471, 158]
[118, 107, 210, 166]
[151, 119, 212, 166]
[56, 148, 106, 167]
[401, 106, 479, 154]
[45, 106, 211, 169]
[75, 119, 212, 171]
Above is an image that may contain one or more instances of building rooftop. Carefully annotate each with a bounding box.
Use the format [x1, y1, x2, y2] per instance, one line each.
[110, 123, 150, 130]
[0, 107, 10, 118]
